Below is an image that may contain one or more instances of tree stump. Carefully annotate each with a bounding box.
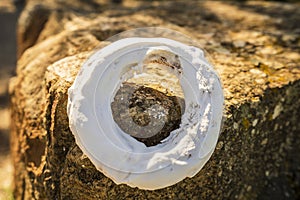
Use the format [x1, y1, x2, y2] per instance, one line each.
[10, 0, 300, 199]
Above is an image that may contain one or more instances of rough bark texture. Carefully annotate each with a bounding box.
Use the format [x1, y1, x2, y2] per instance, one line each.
[10, 0, 300, 199]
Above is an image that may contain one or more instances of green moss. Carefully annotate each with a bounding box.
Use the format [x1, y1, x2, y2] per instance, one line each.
[242, 118, 250, 129]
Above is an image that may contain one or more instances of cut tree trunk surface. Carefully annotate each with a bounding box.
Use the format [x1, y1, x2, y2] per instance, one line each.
[10, 0, 300, 199]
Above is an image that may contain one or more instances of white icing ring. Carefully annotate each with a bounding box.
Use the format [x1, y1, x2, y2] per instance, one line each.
[67, 37, 224, 190]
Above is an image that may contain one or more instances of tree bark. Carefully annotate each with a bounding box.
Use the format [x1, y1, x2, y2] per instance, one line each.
[10, 0, 300, 199]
